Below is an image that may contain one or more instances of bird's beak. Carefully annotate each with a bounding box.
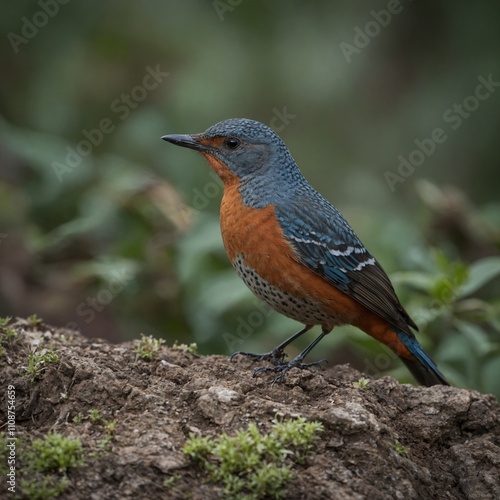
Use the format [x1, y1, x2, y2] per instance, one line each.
[161, 134, 207, 152]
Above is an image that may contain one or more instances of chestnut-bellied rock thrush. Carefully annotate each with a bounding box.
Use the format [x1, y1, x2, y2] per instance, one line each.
[162, 118, 449, 386]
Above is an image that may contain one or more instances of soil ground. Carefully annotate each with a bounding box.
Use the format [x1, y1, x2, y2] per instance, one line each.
[0, 318, 499, 499]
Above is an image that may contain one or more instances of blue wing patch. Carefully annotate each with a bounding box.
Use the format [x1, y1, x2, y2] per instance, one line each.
[276, 193, 417, 332]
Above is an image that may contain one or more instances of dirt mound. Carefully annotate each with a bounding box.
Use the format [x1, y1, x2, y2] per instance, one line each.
[1, 318, 499, 499]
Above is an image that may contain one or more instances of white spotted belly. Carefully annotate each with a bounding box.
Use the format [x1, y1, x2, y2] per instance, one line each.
[232, 254, 337, 326]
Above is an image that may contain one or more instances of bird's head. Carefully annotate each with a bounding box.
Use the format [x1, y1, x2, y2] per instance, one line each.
[162, 118, 294, 184]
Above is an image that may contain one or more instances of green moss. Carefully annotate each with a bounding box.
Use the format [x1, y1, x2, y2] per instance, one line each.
[72, 412, 84, 424]
[26, 313, 43, 326]
[172, 340, 198, 355]
[27, 434, 85, 473]
[24, 349, 59, 381]
[0, 317, 20, 362]
[393, 439, 408, 456]
[0, 316, 12, 328]
[353, 377, 371, 389]
[104, 419, 117, 435]
[134, 333, 165, 360]
[88, 409, 101, 423]
[183, 417, 323, 499]
[17, 433, 85, 498]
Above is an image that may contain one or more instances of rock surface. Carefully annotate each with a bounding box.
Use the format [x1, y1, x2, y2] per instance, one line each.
[0, 319, 499, 499]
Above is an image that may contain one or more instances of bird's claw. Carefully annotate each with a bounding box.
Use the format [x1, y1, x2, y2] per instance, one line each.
[252, 358, 328, 384]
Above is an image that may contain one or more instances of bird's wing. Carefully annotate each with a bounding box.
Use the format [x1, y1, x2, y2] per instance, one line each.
[276, 200, 417, 332]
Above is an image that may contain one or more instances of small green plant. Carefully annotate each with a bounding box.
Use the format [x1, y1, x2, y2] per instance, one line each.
[27, 433, 85, 473]
[164, 473, 181, 487]
[24, 349, 59, 381]
[353, 377, 371, 390]
[72, 412, 84, 424]
[163, 473, 184, 496]
[3, 328, 18, 342]
[88, 409, 101, 423]
[94, 436, 112, 455]
[393, 439, 408, 456]
[27, 313, 43, 326]
[134, 333, 165, 360]
[20, 434, 79, 499]
[10, 432, 85, 498]
[172, 340, 198, 355]
[182, 417, 323, 498]
[92, 421, 116, 457]
[104, 419, 117, 435]
[0, 316, 12, 328]
[88, 418, 117, 457]
[0, 316, 19, 348]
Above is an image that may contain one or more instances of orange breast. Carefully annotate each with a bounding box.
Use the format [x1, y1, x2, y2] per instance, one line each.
[219, 181, 363, 328]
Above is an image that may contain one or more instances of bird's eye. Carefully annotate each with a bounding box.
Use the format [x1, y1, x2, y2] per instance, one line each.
[224, 137, 241, 150]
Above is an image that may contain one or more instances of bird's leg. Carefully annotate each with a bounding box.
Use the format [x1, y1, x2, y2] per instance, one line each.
[253, 328, 330, 384]
[230, 325, 313, 366]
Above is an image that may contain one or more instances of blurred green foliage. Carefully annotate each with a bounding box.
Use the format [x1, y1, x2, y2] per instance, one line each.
[1, 1, 499, 396]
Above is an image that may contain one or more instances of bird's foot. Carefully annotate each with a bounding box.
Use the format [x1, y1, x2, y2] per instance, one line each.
[252, 358, 328, 385]
[230, 348, 287, 366]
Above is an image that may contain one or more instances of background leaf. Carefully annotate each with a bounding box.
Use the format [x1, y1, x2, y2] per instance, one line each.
[458, 257, 500, 298]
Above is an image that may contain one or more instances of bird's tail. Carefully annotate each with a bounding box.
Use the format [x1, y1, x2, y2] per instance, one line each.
[395, 328, 449, 387]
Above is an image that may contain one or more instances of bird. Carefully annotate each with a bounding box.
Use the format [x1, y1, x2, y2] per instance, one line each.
[162, 118, 449, 386]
